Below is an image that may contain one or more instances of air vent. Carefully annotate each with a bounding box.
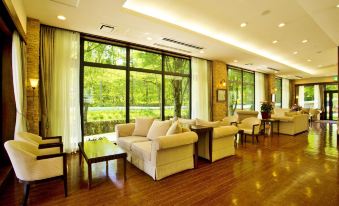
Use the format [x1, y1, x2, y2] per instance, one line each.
[162, 38, 203, 50]
[154, 43, 191, 54]
[100, 24, 115, 33]
[50, 0, 80, 8]
[295, 75, 303, 79]
[267, 67, 280, 72]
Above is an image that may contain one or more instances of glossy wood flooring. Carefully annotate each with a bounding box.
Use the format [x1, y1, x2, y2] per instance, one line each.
[1, 123, 338, 205]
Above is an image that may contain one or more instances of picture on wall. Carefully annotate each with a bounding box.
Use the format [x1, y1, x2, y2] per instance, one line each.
[217, 89, 226, 102]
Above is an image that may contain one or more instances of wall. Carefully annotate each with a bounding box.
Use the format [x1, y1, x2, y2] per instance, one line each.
[294, 76, 337, 85]
[26, 18, 40, 134]
[212, 61, 227, 121]
[9, 0, 26, 33]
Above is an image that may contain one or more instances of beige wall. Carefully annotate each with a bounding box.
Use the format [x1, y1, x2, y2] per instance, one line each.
[10, 0, 27, 33]
[294, 76, 337, 85]
[26, 18, 40, 134]
[212, 61, 227, 121]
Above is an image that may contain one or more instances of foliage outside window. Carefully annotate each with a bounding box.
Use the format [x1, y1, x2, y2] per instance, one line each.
[304, 85, 314, 108]
[82, 39, 191, 137]
[275, 78, 282, 108]
[227, 66, 254, 115]
[325, 84, 338, 91]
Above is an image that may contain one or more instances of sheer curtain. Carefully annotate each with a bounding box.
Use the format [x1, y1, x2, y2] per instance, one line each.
[12, 31, 27, 133]
[191, 57, 210, 120]
[48, 29, 81, 153]
[282, 79, 290, 108]
[298, 86, 304, 107]
[314, 85, 320, 109]
[255, 72, 265, 112]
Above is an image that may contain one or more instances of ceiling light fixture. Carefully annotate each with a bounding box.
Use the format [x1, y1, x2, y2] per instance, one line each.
[318, 65, 323, 67]
[233, 60, 238, 63]
[293, 51, 298, 55]
[57, 15, 66, 20]
[146, 37, 152, 41]
[272, 40, 278, 44]
[302, 39, 308, 43]
[123, 1, 315, 74]
[199, 50, 205, 54]
[278, 22, 285, 28]
[240, 22, 247, 28]
[307, 59, 312, 62]
[337, 4, 339, 8]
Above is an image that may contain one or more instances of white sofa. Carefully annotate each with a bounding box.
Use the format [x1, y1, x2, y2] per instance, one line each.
[271, 108, 309, 135]
[116, 120, 198, 180]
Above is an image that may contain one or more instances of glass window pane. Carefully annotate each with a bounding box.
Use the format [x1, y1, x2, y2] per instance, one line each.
[326, 84, 338, 91]
[164, 56, 190, 74]
[130, 49, 161, 71]
[130, 72, 162, 121]
[84, 41, 126, 66]
[304, 85, 314, 108]
[228, 68, 242, 115]
[165, 76, 190, 119]
[83, 67, 126, 138]
[275, 78, 282, 108]
[243, 72, 255, 110]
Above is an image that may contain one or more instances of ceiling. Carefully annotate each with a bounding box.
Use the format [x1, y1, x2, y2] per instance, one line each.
[22, 0, 339, 79]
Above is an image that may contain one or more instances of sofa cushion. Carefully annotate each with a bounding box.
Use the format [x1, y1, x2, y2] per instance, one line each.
[117, 136, 149, 151]
[132, 118, 154, 136]
[166, 120, 182, 136]
[147, 120, 172, 140]
[285, 111, 299, 117]
[196, 118, 220, 128]
[131, 141, 152, 162]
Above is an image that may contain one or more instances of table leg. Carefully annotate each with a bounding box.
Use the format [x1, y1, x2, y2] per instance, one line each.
[88, 163, 92, 189]
[209, 130, 213, 163]
[194, 142, 198, 168]
[241, 132, 244, 145]
[123, 157, 126, 181]
[106, 160, 108, 177]
[278, 121, 280, 135]
[271, 122, 273, 137]
[79, 150, 81, 166]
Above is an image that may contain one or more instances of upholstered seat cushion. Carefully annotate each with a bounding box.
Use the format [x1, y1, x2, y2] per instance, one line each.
[117, 136, 149, 151]
[131, 141, 152, 162]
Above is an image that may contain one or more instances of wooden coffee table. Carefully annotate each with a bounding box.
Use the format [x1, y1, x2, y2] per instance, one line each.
[78, 138, 127, 189]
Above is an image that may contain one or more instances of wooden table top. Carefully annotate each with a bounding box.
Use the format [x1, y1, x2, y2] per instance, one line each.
[78, 138, 126, 161]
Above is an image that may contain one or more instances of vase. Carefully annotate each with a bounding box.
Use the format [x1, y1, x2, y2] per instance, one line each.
[261, 112, 271, 119]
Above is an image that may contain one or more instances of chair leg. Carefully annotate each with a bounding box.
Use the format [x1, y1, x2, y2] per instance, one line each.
[252, 134, 254, 144]
[22, 182, 30, 206]
[256, 135, 259, 143]
[244, 135, 247, 143]
[64, 175, 68, 197]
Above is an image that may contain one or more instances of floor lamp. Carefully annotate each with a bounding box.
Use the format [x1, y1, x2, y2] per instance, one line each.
[29, 78, 39, 131]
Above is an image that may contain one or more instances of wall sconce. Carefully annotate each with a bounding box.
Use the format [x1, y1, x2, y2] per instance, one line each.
[29, 78, 39, 89]
[220, 79, 226, 87]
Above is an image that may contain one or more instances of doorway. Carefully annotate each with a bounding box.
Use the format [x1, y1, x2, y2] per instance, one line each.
[324, 91, 338, 120]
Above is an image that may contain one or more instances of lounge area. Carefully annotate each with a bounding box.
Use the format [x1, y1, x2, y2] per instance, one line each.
[0, 0, 338, 205]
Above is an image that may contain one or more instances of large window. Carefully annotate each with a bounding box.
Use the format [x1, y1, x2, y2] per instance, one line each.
[304, 85, 315, 108]
[228, 66, 254, 115]
[81, 39, 191, 138]
[275, 78, 282, 108]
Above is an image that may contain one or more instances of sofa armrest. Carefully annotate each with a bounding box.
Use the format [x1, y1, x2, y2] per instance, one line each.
[213, 126, 238, 139]
[152, 132, 198, 150]
[115, 123, 135, 137]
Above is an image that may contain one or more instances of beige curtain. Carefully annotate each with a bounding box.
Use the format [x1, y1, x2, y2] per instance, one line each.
[40, 26, 54, 136]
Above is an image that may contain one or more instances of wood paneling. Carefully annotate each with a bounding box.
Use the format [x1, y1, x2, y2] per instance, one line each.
[1, 123, 338, 205]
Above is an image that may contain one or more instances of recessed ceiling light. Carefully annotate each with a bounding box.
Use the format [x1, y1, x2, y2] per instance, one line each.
[337, 4, 339, 8]
[318, 65, 323, 67]
[233, 60, 238, 63]
[146, 37, 152, 41]
[57, 15, 66, 20]
[199, 50, 204, 54]
[272, 40, 278, 44]
[240, 22, 247, 28]
[144, 32, 150, 35]
[274, 71, 278, 74]
[293, 51, 298, 55]
[302, 39, 308, 43]
[307, 59, 312, 62]
[278, 22, 285, 28]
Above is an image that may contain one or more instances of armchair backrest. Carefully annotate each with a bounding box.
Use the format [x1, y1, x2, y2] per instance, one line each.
[241, 117, 261, 134]
[15, 132, 42, 146]
[4, 140, 38, 180]
[236, 110, 259, 122]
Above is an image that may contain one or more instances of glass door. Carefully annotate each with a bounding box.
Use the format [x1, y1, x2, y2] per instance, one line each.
[325, 91, 338, 120]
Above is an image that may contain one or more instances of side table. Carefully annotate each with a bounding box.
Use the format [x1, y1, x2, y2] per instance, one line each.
[190, 125, 213, 168]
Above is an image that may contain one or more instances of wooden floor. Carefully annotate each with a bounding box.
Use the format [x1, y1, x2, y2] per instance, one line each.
[1, 123, 338, 205]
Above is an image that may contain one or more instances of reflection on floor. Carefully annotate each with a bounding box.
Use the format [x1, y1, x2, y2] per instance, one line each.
[1, 122, 338, 205]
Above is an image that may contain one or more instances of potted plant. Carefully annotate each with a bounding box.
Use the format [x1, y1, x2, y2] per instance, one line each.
[260, 101, 273, 119]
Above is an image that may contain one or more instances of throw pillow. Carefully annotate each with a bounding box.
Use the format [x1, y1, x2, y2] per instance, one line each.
[166, 120, 182, 135]
[146, 120, 172, 140]
[132, 118, 155, 137]
[178, 118, 197, 127]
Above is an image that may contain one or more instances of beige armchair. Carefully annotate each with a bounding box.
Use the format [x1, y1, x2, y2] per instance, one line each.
[4, 140, 67, 205]
[236, 110, 259, 122]
[15, 132, 63, 153]
[237, 117, 261, 143]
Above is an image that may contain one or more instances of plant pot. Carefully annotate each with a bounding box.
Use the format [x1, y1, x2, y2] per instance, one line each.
[261, 112, 271, 119]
